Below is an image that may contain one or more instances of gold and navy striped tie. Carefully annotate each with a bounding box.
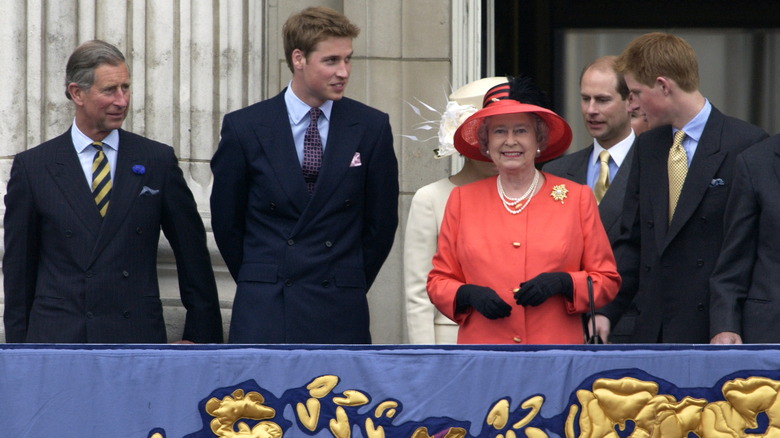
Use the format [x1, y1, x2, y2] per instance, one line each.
[91, 141, 112, 217]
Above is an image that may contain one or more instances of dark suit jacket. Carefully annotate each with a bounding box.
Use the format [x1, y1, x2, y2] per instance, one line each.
[210, 91, 399, 344]
[3, 129, 223, 343]
[710, 135, 780, 342]
[600, 106, 768, 343]
[543, 143, 634, 244]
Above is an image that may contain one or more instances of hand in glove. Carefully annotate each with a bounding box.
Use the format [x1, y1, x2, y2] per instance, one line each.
[456, 284, 512, 319]
[514, 272, 573, 307]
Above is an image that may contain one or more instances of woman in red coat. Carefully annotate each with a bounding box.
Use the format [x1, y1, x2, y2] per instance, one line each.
[426, 84, 620, 344]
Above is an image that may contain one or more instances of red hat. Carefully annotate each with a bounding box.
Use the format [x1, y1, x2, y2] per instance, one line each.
[453, 85, 572, 163]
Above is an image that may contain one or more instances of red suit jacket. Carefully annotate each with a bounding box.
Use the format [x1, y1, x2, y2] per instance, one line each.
[427, 173, 620, 344]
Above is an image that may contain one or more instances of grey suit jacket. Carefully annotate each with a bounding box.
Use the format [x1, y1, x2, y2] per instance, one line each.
[710, 135, 780, 342]
[600, 106, 768, 343]
[543, 143, 634, 244]
[3, 128, 223, 343]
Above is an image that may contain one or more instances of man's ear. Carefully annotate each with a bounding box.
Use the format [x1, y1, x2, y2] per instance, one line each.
[68, 83, 84, 105]
[292, 49, 306, 71]
[656, 76, 673, 96]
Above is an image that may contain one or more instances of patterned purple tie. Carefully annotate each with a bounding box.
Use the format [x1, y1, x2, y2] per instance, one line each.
[302, 108, 323, 194]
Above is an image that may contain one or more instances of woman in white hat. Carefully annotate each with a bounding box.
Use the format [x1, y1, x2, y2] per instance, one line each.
[426, 84, 620, 344]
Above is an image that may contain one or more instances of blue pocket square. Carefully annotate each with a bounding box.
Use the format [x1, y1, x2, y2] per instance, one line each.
[139, 186, 160, 196]
[709, 178, 725, 187]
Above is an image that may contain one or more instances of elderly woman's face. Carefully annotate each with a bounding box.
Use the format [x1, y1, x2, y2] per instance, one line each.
[485, 113, 538, 172]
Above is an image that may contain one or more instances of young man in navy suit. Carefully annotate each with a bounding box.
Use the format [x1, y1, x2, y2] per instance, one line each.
[3, 40, 223, 343]
[211, 7, 399, 344]
[596, 33, 768, 343]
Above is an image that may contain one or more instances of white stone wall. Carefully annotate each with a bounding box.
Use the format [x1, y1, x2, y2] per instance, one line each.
[0, 0, 457, 344]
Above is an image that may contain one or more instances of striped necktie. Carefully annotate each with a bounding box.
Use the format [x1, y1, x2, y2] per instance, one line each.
[667, 130, 687, 223]
[91, 141, 112, 217]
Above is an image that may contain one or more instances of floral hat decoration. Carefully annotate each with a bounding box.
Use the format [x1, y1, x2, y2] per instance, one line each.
[453, 81, 573, 163]
[404, 77, 508, 159]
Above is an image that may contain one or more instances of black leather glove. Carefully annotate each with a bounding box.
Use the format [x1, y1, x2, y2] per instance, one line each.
[455, 284, 512, 319]
[514, 272, 573, 307]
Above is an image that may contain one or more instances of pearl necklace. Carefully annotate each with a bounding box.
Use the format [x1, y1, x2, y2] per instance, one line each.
[497, 170, 540, 215]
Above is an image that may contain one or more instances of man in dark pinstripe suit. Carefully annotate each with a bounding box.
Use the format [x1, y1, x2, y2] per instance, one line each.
[2, 40, 222, 343]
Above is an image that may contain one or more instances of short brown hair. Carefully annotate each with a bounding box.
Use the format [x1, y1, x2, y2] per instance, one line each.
[282, 6, 360, 73]
[615, 32, 699, 92]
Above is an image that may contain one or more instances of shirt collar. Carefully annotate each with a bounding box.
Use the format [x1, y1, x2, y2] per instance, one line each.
[591, 130, 636, 167]
[284, 82, 333, 125]
[71, 120, 120, 153]
[677, 98, 712, 142]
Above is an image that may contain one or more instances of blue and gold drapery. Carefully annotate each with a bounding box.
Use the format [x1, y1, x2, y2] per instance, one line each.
[1, 344, 778, 437]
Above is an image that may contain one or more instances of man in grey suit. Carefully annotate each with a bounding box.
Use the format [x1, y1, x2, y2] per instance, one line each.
[544, 56, 635, 245]
[598, 33, 768, 343]
[3, 40, 223, 343]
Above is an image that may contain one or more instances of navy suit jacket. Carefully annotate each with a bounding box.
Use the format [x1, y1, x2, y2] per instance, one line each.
[3, 129, 223, 343]
[210, 91, 399, 344]
[543, 142, 634, 244]
[600, 106, 767, 343]
[709, 135, 780, 342]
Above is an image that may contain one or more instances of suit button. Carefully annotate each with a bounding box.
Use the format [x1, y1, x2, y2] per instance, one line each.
[136, 227, 143, 234]
[325, 241, 333, 248]
[86, 271, 94, 278]
[270, 202, 276, 210]
[697, 303, 705, 311]
[122, 271, 130, 278]
[285, 279, 293, 287]
[344, 199, 352, 207]
[647, 221, 654, 229]
[322, 280, 330, 287]
[86, 312, 94, 319]
[287, 239, 294, 246]
[700, 216, 707, 222]
[123, 311, 131, 318]
[64, 230, 73, 237]
[644, 265, 651, 272]
[696, 259, 704, 267]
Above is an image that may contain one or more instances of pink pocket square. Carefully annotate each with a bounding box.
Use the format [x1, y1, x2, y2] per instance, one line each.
[349, 152, 362, 167]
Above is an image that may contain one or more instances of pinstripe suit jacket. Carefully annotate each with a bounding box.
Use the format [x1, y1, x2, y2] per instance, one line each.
[3, 128, 223, 343]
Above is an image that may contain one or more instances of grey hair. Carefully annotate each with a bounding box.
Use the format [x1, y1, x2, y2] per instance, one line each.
[476, 114, 550, 157]
[65, 40, 126, 100]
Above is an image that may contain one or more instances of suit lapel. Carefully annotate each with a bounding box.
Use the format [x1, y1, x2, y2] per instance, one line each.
[562, 147, 590, 185]
[312, 101, 358, 201]
[665, 110, 726, 246]
[644, 129, 674, 251]
[253, 94, 309, 214]
[599, 144, 634, 233]
[47, 131, 103, 242]
[89, 130, 148, 264]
